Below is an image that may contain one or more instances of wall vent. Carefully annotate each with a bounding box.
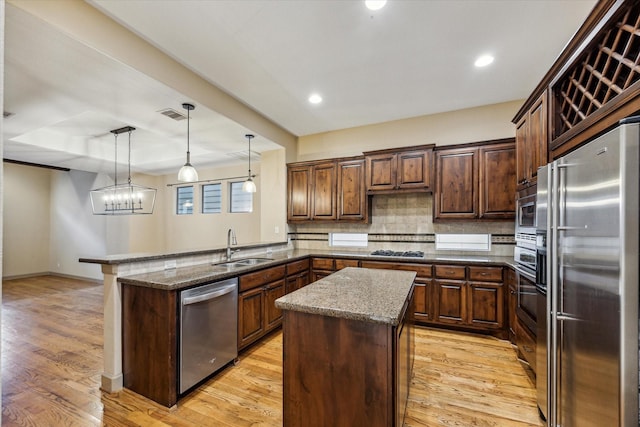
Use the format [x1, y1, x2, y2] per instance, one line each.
[158, 108, 186, 121]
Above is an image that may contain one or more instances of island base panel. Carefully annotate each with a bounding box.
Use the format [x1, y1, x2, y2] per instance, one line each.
[282, 310, 394, 427]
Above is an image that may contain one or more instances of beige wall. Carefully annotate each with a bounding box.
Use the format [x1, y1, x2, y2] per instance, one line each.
[260, 148, 287, 243]
[160, 163, 263, 252]
[297, 100, 521, 161]
[3, 163, 52, 277]
[2, 158, 277, 279]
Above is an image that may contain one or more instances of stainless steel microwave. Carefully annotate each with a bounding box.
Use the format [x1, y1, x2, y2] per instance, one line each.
[515, 188, 536, 235]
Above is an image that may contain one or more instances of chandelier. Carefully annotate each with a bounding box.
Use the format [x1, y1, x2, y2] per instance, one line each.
[90, 126, 157, 215]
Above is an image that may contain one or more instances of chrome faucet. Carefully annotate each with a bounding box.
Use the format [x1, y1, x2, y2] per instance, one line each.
[226, 228, 238, 260]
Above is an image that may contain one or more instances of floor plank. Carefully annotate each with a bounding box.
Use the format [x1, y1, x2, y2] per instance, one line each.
[2, 275, 543, 426]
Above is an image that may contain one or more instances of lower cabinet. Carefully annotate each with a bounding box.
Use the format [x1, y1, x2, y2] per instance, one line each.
[311, 257, 359, 281]
[238, 264, 286, 349]
[122, 284, 178, 407]
[285, 258, 310, 293]
[362, 261, 506, 336]
[239, 260, 313, 350]
[360, 261, 433, 322]
[434, 265, 505, 333]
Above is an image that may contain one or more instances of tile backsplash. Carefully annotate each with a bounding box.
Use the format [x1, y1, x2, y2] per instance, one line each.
[289, 193, 515, 257]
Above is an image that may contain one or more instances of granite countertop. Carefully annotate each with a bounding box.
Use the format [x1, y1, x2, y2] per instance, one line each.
[275, 267, 416, 326]
[115, 248, 516, 291]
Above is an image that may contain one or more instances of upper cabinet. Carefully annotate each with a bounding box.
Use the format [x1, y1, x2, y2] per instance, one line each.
[336, 158, 368, 221]
[287, 164, 312, 221]
[515, 92, 547, 190]
[364, 145, 434, 194]
[287, 157, 369, 223]
[434, 139, 515, 221]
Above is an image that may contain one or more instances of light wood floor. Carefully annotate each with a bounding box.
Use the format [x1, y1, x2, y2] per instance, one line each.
[2, 275, 544, 426]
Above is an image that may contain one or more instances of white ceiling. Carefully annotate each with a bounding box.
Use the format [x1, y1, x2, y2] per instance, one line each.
[3, 0, 597, 175]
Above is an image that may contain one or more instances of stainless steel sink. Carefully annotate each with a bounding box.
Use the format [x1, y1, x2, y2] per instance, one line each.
[233, 257, 273, 266]
[212, 257, 273, 269]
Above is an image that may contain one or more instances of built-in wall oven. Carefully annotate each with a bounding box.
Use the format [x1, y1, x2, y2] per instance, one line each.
[514, 187, 538, 334]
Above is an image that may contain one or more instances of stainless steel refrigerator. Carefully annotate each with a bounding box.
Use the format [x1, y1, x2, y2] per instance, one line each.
[536, 117, 639, 426]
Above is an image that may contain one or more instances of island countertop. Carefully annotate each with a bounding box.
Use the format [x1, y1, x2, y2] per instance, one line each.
[275, 267, 416, 326]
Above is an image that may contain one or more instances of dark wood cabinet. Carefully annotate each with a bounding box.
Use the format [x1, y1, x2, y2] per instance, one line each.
[311, 257, 359, 281]
[286, 161, 336, 222]
[288, 157, 368, 223]
[434, 139, 515, 221]
[122, 285, 178, 407]
[361, 260, 433, 323]
[434, 146, 478, 219]
[515, 92, 547, 191]
[238, 286, 265, 348]
[479, 143, 516, 219]
[310, 161, 337, 220]
[264, 280, 286, 330]
[337, 158, 368, 221]
[433, 265, 467, 324]
[285, 259, 310, 294]
[287, 165, 312, 221]
[468, 281, 504, 330]
[433, 265, 506, 335]
[364, 145, 434, 194]
[238, 264, 286, 349]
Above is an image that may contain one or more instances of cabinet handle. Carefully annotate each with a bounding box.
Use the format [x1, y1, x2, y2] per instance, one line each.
[510, 290, 516, 295]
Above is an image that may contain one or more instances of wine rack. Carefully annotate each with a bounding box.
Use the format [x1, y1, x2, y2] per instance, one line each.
[553, 2, 640, 139]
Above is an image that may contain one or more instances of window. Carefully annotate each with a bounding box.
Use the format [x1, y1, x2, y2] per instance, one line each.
[202, 183, 222, 214]
[176, 186, 194, 215]
[229, 181, 253, 213]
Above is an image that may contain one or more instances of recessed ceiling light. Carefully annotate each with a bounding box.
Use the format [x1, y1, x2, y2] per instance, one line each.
[474, 55, 494, 68]
[308, 93, 323, 104]
[365, 0, 387, 11]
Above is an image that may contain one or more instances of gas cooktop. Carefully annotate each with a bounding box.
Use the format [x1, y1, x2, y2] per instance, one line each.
[370, 250, 425, 258]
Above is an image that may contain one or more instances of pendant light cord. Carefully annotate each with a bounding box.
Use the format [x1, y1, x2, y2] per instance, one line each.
[114, 133, 118, 187]
[248, 136, 251, 176]
[128, 129, 132, 185]
[187, 107, 191, 156]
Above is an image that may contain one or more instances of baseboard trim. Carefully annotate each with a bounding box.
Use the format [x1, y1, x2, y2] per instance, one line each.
[2, 271, 102, 284]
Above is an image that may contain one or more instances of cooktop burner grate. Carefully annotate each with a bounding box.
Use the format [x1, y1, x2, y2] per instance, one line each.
[370, 250, 424, 258]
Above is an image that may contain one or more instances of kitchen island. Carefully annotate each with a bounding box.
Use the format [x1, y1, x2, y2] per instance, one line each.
[275, 267, 416, 427]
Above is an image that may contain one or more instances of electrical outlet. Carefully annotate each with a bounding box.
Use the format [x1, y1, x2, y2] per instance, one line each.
[164, 260, 177, 270]
[275, 226, 280, 234]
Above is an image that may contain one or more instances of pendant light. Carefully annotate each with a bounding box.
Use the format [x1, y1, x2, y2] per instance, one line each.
[242, 134, 257, 193]
[90, 126, 157, 215]
[177, 102, 199, 182]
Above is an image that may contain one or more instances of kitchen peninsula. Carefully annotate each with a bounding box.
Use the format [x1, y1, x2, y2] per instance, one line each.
[275, 267, 416, 427]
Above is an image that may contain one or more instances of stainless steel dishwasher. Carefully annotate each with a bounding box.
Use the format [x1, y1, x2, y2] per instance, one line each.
[180, 278, 238, 394]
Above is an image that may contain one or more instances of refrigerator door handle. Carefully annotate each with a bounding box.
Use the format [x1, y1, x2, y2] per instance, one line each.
[556, 313, 580, 322]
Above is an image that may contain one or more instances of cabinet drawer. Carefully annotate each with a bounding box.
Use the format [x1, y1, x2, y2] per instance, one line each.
[468, 266, 502, 282]
[312, 258, 334, 270]
[334, 258, 359, 270]
[434, 265, 466, 280]
[360, 261, 432, 279]
[240, 265, 286, 292]
[286, 259, 310, 275]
